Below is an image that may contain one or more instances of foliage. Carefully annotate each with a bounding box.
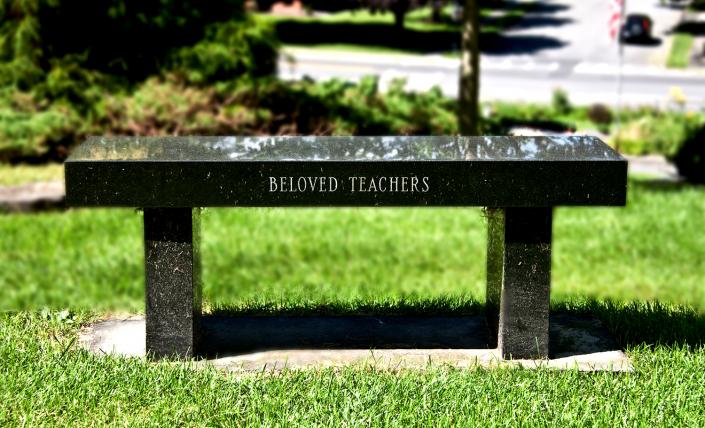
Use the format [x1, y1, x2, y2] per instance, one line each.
[0, 89, 80, 161]
[0, 0, 246, 87]
[615, 111, 703, 156]
[97, 75, 457, 138]
[485, 101, 576, 134]
[551, 88, 572, 115]
[667, 33, 694, 69]
[0, 4, 278, 162]
[484, 101, 705, 156]
[170, 18, 279, 85]
[673, 124, 705, 184]
[586, 104, 613, 127]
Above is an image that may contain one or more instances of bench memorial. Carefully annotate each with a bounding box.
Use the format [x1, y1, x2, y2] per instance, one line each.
[65, 136, 627, 360]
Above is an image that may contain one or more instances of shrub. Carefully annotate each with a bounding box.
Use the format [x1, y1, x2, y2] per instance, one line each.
[170, 19, 279, 85]
[0, 90, 80, 162]
[0, 0, 275, 119]
[0, 6, 280, 160]
[82, 76, 458, 155]
[615, 112, 701, 156]
[551, 88, 572, 115]
[0, 0, 247, 86]
[485, 101, 575, 134]
[587, 104, 613, 125]
[673, 124, 705, 184]
[586, 104, 613, 133]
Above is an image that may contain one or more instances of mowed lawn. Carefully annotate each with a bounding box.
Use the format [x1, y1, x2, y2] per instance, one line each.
[1, 177, 705, 425]
[2, 179, 704, 311]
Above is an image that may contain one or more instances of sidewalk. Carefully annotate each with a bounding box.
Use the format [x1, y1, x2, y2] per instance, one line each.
[282, 46, 705, 78]
[280, 46, 705, 109]
[624, 154, 681, 180]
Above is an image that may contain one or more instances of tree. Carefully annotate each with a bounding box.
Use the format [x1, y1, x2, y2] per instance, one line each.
[430, 0, 444, 22]
[458, 0, 480, 135]
[389, 0, 411, 29]
[365, 0, 415, 30]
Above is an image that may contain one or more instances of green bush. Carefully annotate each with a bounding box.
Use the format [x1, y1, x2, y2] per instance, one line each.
[551, 88, 572, 115]
[485, 101, 575, 133]
[587, 104, 613, 133]
[170, 19, 279, 85]
[0, 0, 247, 87]
[97, 76, 458, 139]
[673, 124, 705, 184]
[0, 3, 279, 161]
[615, 112, 702, 156]
[0, 90, 80, 162]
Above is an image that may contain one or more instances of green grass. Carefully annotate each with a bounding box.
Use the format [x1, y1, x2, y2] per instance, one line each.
[284, 43, 415, 55]
[1, 304, 704, 426]
[257, 4, 530, 55]
[264, 5, 526, 34]
[0, 163, 63, 185]
[2, 179, 705, 312]
[259, 6, 462, 32]
[667, 33, 694, 69]
[2, 176, 705, 425]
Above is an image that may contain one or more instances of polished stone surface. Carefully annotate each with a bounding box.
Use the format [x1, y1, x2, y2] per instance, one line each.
[67, 135, 628, 361]
[68, 135, 623, 161]
[144, 208, 201, 358]
[65, 136, 627, 207]
[487, 207, 552, 359]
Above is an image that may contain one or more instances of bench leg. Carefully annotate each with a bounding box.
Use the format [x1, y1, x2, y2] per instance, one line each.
[144, 208, 202, 359]
[486, 207, 552, 360]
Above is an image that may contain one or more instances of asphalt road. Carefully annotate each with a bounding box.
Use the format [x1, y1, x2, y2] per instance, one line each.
[280, 48, 705, 109]
[278, 0, 704, 109]
[499, 0, 683, 65]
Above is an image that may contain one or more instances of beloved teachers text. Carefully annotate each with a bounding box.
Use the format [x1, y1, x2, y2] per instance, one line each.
[268, 176, 430, 193]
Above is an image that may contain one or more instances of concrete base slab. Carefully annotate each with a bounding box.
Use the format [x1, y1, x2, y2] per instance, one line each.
[79, 314, 632, 372]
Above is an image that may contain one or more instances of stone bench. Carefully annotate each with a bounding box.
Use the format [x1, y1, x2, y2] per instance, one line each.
[65, 136, 627, 360]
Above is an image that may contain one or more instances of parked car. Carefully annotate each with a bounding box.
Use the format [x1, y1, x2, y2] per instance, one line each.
[620, 14, 653, 42]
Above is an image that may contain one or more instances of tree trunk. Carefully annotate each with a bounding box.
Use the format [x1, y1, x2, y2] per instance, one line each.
[458, 0, 480, 135]
[431, 0, 443, 22]
[392, 7, 406, 30]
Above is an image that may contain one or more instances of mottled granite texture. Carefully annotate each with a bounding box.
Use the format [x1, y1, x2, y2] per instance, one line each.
[65, 136, 627, 207]
[65, 136, 628, 360]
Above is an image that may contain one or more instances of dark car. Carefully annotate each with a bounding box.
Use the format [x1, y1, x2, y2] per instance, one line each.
[620, 14, 653, 42]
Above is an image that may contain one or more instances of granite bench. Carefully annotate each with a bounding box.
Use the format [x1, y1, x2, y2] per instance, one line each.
[65, 136, 627, 360]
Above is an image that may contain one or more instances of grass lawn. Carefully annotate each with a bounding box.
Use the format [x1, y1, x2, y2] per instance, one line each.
[1, 176, 705, 425]
[0, 163, 63, 186]
[667, 33, 694, 69]
[258, 4, 528, 55]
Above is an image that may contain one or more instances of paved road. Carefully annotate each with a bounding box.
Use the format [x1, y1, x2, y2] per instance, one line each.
[280, 47, 705, 109]
[278, 0, 704, 108]
[500, 0, 683, 65]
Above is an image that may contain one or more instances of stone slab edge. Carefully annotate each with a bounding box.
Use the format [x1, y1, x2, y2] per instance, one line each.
[79, 317, 633, 373]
